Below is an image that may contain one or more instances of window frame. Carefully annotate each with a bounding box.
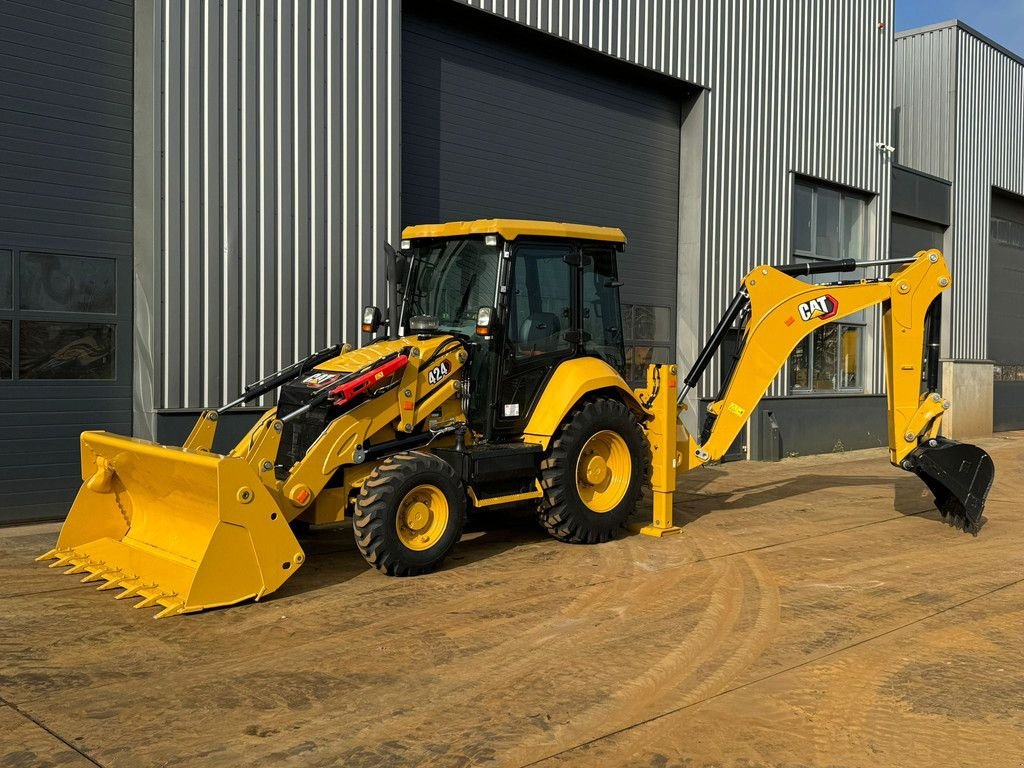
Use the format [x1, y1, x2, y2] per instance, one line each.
[789, 322, 865, 394]
[792, 178, 867, 264]
[0, 247, 120, 383]
[621, 303, 673, 386]
[788, 178, 869, 394]
[506, 240, 575, 362]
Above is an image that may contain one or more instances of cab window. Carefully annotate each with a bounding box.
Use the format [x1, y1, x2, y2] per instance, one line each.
[508, 243, 573, 359]
[581, 246, 625, 371]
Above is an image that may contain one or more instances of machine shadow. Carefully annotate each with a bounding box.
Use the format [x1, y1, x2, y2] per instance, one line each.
[267, 506, 550, 602]
[673, 468, 944, 525]
[269, 468, 954, 604]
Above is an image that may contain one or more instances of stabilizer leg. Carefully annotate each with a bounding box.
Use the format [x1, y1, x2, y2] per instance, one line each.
[637, 364, 682, 538]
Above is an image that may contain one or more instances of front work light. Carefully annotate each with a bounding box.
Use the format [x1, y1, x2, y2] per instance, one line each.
[476, 306, 496, 336]
[362, 305, 382, 333]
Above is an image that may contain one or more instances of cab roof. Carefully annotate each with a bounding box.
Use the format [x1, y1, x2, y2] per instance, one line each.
[401, 219, 626, 244]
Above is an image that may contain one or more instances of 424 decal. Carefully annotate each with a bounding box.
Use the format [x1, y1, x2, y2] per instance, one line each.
[427, 360, 451, 386]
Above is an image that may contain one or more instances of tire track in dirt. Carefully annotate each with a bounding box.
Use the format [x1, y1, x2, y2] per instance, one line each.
[505, 551, 781, 767]
[456, 537, 781, 767]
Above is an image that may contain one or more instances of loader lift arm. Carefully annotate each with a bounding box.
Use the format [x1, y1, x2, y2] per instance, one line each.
[640, 249, 994, 537]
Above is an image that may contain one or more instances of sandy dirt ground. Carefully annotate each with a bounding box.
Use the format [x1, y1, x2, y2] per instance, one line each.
[1, 433, 1021, 768]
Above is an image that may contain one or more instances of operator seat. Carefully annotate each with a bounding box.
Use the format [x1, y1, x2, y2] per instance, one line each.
[518, 312, 562, 355]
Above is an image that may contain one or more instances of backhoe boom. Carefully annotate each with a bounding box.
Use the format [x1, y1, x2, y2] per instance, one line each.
[641, 250, 994, 536]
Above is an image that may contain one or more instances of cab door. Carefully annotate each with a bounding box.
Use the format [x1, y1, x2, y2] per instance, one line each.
[492, 240, 577, 435]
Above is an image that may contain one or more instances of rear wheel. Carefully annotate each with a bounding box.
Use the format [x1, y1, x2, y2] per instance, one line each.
[354, 451, 466, 576]
[538, 397, 650, 543]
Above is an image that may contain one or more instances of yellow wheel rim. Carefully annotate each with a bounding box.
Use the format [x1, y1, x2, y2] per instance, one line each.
[575, 430, 632, 513]
[395, 484, 450, 551]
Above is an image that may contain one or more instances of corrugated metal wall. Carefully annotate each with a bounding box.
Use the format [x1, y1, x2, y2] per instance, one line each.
[895, 23, 1024, 361]
[951, 31, 1024, 361]
[457, 0, 895, 396]
[139, 0, 893, 412]
[0, 0, 134, 521]
[135, 0, 399, 416]
[892, 26, 955, 180]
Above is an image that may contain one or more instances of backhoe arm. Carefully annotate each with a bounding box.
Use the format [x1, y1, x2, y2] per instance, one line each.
[691, 251, 948, 469]
[640, 250, 993, 537]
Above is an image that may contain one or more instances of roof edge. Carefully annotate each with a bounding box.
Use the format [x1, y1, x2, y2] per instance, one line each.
[401, 219, 627, 244]
[896, 19, 1024, 67]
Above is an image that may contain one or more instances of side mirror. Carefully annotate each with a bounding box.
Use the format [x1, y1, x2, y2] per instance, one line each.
[384, 242, 411, 337]
[476, 306, 496, 336]
[361, 305, 383, 334]
[384, 242, 410, 289]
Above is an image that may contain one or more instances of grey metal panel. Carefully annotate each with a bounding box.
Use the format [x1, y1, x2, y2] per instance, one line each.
[988, 192, 1024, 367]
[951, 31, 1024, 362]
[896, 24, 1024, 363]
[143, 0, 894, 410]
[893, 26, 956, 180]
[401, 2, 682, 314]
[891, 166, 951, 226]
[891, 214, 945, 262]
[138, 0, 400, 411]
[0, 0, 134, 522]
[457, 0, 894, 398]
[993, 382, 1024, 432]
[750, 395, 889, 460]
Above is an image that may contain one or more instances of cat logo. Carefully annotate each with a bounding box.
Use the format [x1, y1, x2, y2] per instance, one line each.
[427, 360, 451, 386]
[302, 371, 341, 389]
[797, 294, 838, 322]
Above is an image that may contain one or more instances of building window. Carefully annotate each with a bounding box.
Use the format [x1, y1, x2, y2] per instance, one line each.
[789, 179, 867, 393]
[790, 323, 863, 392]
[0, 249, 118, 382]
[622, 304, 672, 385]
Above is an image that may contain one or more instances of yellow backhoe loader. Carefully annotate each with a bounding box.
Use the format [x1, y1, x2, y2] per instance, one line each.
[39, 220, 994, 617]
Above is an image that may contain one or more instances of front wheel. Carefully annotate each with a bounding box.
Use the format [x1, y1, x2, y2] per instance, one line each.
[538, 397, 650, 544]
[353, 451, 466, 576]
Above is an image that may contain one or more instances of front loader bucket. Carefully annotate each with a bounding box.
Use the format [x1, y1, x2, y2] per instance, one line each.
[37, 432, 304, 617]
[904, 437, 994, 534]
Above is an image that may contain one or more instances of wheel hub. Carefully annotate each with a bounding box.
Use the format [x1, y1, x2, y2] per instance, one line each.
[583, 454, 609, 485]
[575, 430, 632, 513]
[404, 501, 431, 531]
[396, 485, 450, 551]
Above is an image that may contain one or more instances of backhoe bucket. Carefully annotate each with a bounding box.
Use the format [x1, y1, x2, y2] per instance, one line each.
[37, 432, 304, 617]
[905, 437, 994, 534]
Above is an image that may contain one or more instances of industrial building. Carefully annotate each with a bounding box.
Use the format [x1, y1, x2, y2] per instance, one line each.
[1, 1, 1021, 522]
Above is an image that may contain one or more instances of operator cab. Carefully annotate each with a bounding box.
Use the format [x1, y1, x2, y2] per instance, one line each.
[394, 219, 628, 439]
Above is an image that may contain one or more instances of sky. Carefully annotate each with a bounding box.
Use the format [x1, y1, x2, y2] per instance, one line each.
[896, 0, 1024, 56]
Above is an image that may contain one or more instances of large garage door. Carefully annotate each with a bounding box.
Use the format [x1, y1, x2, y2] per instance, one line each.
[0, 1, 133, 522]
[402, 0, 684, 380]
[990, 192, 1024, 432]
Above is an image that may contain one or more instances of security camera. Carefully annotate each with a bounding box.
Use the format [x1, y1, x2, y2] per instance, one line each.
[875, 142, 896, 153]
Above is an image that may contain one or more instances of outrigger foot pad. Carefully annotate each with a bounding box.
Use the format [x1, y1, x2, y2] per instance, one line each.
[903, 437, 994, 535]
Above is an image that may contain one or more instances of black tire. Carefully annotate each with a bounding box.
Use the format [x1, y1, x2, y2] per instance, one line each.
[538, 397, 650, 544]
[353, 451, 466, 576]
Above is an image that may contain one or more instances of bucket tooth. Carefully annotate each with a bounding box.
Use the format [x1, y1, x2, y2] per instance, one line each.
[114, 583, 153, 600]
[134, 592, 174, 610]
[35, 548, 59, 562]
[97, 576, 129, 591]
[153, 602, 185, 620]
[81, 568, 118, 584]
[49, 553, 76, 569]
[64, 561, 93, 575]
